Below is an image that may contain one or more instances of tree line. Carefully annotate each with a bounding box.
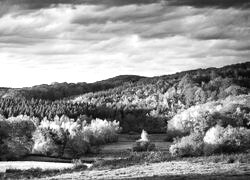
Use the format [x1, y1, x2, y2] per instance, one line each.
[0, 62, 249, 133]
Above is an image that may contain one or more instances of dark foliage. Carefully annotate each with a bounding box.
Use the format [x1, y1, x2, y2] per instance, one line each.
[0, 75, 144, 100]
[1, 163, 87, 180]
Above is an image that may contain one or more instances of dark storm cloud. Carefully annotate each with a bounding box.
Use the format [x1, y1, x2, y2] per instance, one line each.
[167, 0, 250, 8]
[2, 0, 250, 10]
[0, 0, 160, 18]
[72, 3, 166, 25]
[0, 0, 158, 9]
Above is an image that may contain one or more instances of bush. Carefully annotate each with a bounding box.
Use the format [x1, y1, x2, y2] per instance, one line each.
[203, 125, 250, 155]
[165, 129, 189, 142]
[72, 159, 88, 170]
[0, 115, 37, 160]
[66, 134, 90, 158]
[0, 119, 9, 157]
[132, 130, 156, 152]
[81, 118, 120, 145]
[32, 116, 121, 158]
[32, 127, 61, 156]
[169, 124, 250, 157]
[132, 141, 156, 152]
[169, 133, 204, 157]
[168, 95, 250, 158]
[142, 151, 172, 163]
[32, 116, 72, 157]
[167, 95, 250, 138]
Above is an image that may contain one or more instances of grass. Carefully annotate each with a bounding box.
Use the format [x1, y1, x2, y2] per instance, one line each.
[2, 152, 250, 179]
[92, 151, 173, 169]
[184, 153, 250, 164]
[0, 160, 88, 179]
[2, 133, 250, 179]
[92, 151, 250, 170]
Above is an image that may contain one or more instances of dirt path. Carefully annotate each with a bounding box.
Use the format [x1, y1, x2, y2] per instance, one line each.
[44, 161, 250, 180]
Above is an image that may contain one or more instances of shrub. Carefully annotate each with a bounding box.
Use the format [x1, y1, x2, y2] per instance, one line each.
[32, 116, 82, 157]
[132, 130, 156, 152]
[32, 116, 121, 158]
[143, 151, 172, 163]
[0, 115, 37, 160]
[81, 118, 120, 145]
[0, 119, 9, 157]
[72, 159, 88, 170]
[203, 125, 250, 155]
[167, 95, 250, 139]
[3, 164, 87, 179]
[132, 141, 156, 152]
[170, 124, 250, 157]
[139, 129, 149, 141]
[167, 102, 218, 137]
[32, 117, 70, 156]
[165, 129, 189, 142]
[169, 133, 204, 157]
[32, 127, 61, 156]
[66, 133, 90, 158]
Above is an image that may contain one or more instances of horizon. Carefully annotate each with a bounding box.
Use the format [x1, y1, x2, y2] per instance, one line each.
[0, 0, 250, 88]
[2, 61, 248, 89]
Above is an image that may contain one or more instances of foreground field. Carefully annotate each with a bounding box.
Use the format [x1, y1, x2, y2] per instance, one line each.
[46, 161, 250, 180]
[2, 134, 250, 180]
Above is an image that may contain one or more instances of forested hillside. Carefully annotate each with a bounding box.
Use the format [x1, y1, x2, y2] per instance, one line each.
[0, 62, 249, 133]
[0, 75, 144, 100]
[72, 62, 250, 132]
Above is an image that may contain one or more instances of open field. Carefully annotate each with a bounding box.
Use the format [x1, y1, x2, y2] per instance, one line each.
[99, 134, 171, 155]
[45, 161, 250, 180]
[2, 134, 250, 180]
[0, 134, 167, 173]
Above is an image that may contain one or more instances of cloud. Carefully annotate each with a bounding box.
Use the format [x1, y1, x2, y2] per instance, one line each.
[0, 1, 249, 87]
[167, 0, 250, 8]
[1, 0, 249, 14]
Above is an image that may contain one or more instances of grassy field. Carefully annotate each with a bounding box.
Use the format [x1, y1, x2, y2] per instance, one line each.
[99, 134, 171, 153]
[46, 160, 250, 180]
[2, 134, 250, 180]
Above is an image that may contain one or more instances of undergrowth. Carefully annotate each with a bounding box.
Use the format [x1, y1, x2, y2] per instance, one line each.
[0, 160, 87, 179]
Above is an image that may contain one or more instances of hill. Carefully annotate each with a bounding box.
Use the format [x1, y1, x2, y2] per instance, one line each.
[0, 75, 144, 100]
[0, 62, 249, 132]
[71, 62, 250, 132]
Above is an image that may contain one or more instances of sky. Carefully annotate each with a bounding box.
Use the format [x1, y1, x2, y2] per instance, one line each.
[0, 0, 250, 88]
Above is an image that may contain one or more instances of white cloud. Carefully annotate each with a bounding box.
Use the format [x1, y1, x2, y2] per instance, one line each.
[0, 3, 249, 87]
